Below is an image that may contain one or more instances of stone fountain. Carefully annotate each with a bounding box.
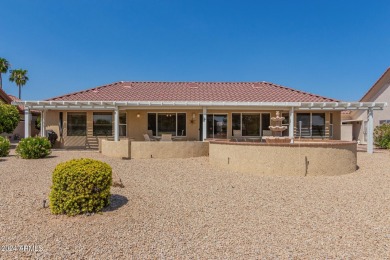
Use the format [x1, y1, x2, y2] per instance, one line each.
[266, 111, 290, 143]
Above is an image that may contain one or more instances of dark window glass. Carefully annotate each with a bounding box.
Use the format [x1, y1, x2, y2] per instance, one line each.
[148, 113, 156, 136]
[312, 113, 325, 137]
[296, 113, 311, 137]
[261, 113, 271, 135]
[93, 112, 112, 136]
[232, 113, 241, 135]
[158, 113, 176, 136]
[119, 113, 127, 136]
[177, 113, 186, 136]
[67, 112, 87, 136]
[242, 114, 260, 136]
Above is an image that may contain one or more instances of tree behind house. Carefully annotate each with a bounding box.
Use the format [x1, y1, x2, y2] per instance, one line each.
[9, 69, 29, 99]
[0, 58, 10, 90]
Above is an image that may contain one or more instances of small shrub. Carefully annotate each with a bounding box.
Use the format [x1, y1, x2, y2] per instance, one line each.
[15, 137, 51, 159]
[0, 104, 20, 134]
[374, 123, 390, 149]
[49, 158, 112, 216]
[0, 136, 11, 157]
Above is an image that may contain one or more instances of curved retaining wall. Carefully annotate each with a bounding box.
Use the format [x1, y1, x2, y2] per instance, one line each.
[209, 140, 357, 176]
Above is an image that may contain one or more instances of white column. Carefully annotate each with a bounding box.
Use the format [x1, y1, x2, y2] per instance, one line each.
[24, 108, 31, 138]
[367, 108, 374, 154]
[40, 110, 46, 137]
[289, 107, 294, 143]
[114, 107, 119, 141]
[202, 107, 207, 141]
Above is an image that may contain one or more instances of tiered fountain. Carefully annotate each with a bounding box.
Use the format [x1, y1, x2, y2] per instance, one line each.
[266, 111, 290, 143]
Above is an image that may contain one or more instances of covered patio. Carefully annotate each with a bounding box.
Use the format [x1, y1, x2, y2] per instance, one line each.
[12, 100, 387, 155]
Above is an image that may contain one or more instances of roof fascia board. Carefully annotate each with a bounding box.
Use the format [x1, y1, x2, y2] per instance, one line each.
[11, 101, 387, 110]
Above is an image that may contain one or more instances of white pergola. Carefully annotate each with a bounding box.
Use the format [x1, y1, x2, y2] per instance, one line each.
[12, 100, 387, 154]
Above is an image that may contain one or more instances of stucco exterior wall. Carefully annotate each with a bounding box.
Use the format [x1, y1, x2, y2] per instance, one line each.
[130, 141, 209, 159]
[101, 139, 130, 158]
[209, 141, 357, 176]
[341, 124, 353, 141]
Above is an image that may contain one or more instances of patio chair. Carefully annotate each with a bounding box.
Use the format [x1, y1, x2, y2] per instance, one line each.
[160, 134, 172, 141]
[147, 130, 158, 141]
[232, 130, 245, 142]
[143, 134, 156, 141]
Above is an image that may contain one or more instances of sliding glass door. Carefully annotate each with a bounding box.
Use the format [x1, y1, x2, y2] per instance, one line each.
[200, 114, 228, 139]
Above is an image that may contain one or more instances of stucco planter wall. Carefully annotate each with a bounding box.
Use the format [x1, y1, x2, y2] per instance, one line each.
[209, 141, 357, 176]
[130, 141, 209, 159]
[101, 139, 131, 158]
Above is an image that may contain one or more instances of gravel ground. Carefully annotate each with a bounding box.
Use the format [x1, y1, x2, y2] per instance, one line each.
[0, 148, 389, 259]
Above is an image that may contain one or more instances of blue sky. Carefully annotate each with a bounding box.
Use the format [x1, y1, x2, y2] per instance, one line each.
[1, 0, 389, 101]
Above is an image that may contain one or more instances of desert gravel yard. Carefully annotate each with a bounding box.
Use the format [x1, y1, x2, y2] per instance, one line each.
[0, 148, 389, 259]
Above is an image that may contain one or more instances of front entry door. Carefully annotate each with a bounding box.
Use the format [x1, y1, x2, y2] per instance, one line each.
[199, 114, 228, 139]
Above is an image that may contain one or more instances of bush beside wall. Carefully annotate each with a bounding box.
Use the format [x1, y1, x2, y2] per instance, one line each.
[15, 137, 52, 159]
[49, 158, 112, 216]
[374, 123, 390, 149]
[0, 136, 10, 157]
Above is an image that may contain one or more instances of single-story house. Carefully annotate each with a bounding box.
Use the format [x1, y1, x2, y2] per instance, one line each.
[0, 88, 39, 140]
[342, 67, 390, 143]
[12, 81, 386, 154]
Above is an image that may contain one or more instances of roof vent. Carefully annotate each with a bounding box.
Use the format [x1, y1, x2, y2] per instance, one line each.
[252, 83, 262, 89]
[188, 82, 198, 89]
[92, 89, 99, 93]
[122, 85, 132, 89]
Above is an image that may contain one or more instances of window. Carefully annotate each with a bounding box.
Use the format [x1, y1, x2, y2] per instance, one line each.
[296, 113, 326, 137]
[312, 113, 325, 137]
[93, 112, 112, 136]
[67, 112, 86, 136]
[379, 120, 390, 125]
[242, 114, 260, 136]
[329, 113, 334, 137]
[148, 113, 186, 136]
[281, 112, 289, 136]
[119, 113, 127, 136]
[231, 113, 270, 136]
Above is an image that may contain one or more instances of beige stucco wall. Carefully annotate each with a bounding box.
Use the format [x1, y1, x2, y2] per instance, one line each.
[130, 141, 209, 159]
[101, 139, 130, 158]
[345, 72, 390, 144]
[209, 141, 357, 176]
[341, 124, 353, 141]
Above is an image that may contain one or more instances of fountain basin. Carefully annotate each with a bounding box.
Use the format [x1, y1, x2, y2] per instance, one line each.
[209, 140, 357, 176]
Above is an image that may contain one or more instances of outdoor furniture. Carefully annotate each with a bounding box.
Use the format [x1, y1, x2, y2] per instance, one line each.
[232, 130, 245, 142]
[172, 136, 187, 141]
[147, 130, 158, 141]
[143, 134, 157, 141]
[160, 134, 172, 141]
[262, 130, 272, 136]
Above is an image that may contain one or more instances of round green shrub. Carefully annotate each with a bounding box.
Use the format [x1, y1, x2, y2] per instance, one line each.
[15, 137, 52, 159]
[49, 158, 112, 216]
[374, 123, 390, 149]
[0, 136, 11, 157]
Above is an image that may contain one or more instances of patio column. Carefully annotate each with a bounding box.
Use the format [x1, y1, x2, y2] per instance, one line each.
[289, 107, 294, 143]
[367, 108, 374, 154]
[114, 107, 119, 142]
[202, 107, 207, 141]
[40, 110, 46, 137]
[24, 108, 31, 138]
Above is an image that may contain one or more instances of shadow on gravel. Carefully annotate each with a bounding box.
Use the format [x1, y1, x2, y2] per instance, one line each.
[43, 155, 58, 159]
[102, 194, 128, 212]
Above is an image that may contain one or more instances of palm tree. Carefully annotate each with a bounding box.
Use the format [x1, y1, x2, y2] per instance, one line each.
[0, 58, 10, 89]
[9, 69, 29, 99]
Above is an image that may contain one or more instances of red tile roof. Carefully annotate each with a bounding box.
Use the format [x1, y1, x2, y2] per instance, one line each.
[48, 81, 338, 102]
